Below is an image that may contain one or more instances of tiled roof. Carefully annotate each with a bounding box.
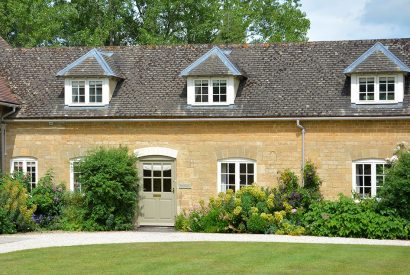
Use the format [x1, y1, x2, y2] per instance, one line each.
[1, 39, 410, 119]
[0, 77, 20, 105]
[180, 47, 245, 77]
[344, 42, 410, 74]
[56, 49, 123, 78]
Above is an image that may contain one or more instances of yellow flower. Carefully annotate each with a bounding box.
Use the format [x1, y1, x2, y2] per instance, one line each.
[260, 213, 274, 223]
[234, 198, 242, 207]
[274, 211, 285, 223]
[267, 194, 275, 209]
[283, 202, 292, 213]
[250, 207, 259, 214]
[233, 206, 242, 216]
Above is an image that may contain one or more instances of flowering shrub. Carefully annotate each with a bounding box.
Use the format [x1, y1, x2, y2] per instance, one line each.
[29, 170, 66, 228]
[302, 195, 409, 239]
[176, 186, 306, 235]
[378, 142, 410, 220]
[0, 176, 36, 232]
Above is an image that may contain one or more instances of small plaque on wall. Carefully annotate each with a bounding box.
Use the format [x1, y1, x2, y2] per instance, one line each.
[178, 183, 192, 189]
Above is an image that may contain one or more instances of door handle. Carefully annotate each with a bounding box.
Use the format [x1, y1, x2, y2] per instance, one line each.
[172, 187, 175, 193]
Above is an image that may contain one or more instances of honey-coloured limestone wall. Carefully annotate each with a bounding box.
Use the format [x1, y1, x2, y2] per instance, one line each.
[5, 120, 410, 211]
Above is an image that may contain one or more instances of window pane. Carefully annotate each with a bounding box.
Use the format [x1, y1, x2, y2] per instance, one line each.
[163, 178, 172, 192]
[143, 178, 152, 192]
[388, 93, 394, 100]
[240, 163, 246, 174]
[143, 164, 152, 177]
[228, 163, 235, 173]
[376, 176, 384, 186]
[228, 174, 235, 185]
[364, 176, 371, 186]
[359, 93, 366, 100]
[368, 84, 374, 92]
[356, 164, 363, 175]
[240, 175, 246, 185]
[153, 165, 161, 177]
[364, 164, 371, 175]
[153, 178, 161, 192]
[247, 175, 254, 185]
[221, 163, 227, 173]
[247, 163, 254, 173]
[379, 93, 386, 100]
[163, 164, 172, 177]
[356, 176, 363, 187]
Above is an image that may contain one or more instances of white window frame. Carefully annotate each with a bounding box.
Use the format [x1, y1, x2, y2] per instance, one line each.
[351, 74, 404, 104]
[10, 157, 38, 191]
[65, 78, 109, 106]
[217, 158, 257, 193]
[352, 159, 388, 198]
[70, 158, 83, 192]
[187, 76, 237, 106]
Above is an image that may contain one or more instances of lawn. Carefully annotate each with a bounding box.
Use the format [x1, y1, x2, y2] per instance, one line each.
[0, 242, 409, 274]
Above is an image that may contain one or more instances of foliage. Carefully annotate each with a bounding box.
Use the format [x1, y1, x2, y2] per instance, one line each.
[303, 161, 322, 192]
[302, 195, 409, 239]
[0, 176, 36, 232]
[179, 186, 306, 235]
[0, 0, 310, 47]
[378, 143, 410, 220]
[0, 207, 15, 234]
[79, 147, 139, 231]
[28, 170, 66, 228]
[57, 192, 86, 231]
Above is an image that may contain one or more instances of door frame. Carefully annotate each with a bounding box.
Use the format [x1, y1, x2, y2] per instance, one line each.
[137, 155, 177, 226]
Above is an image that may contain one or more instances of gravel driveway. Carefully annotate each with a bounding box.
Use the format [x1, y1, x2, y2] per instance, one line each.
[0, 231, 409, 254]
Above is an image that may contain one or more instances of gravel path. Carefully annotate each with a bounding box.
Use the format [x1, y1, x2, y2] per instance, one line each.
[0, 231, 409, 254]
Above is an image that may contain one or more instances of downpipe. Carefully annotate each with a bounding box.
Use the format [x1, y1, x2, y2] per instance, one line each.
[296, 119, 305, 186]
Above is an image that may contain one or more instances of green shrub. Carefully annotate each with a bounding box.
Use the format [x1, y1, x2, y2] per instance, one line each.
[303, 195, 409, 239]
[79, 147, 139, 231]
[58, 192, 86, 231]
[303, 161, 322, 193]
[180, 187, 306, 235]
[378, 144, 410, 220]
[174, 212, 189, 232]
[28, 170, 66, 228]
[0, 176, 36, 232]
[0, 207, 15, 234]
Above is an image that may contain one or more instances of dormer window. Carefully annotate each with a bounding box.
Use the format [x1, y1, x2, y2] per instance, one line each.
[66, 79, 109, 106]
[212, 80, 227, 103]
[352, 74, 402, 104]
[194, 80, 209, 103]
[193, 79, 228, 104]
[358, 76, 396, 102]
[72, 80, 85, 103]
[180, 46, 246, 106]
[344, 42, 410, 105]
[56, 48, 123, 107]
[89, 80, 103, 103]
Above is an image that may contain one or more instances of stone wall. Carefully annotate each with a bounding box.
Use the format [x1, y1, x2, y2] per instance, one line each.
[5, 120, 410, 211]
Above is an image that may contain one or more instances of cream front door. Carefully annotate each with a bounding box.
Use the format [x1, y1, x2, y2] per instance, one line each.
[139, 161, 176, 226]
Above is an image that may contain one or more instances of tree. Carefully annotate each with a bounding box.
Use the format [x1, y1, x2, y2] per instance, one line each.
[0, 0, 75, 47]
[0, 0, 310, 47]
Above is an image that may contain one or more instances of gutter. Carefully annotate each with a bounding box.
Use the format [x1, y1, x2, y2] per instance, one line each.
[4, 116, 410, 123]
[296, 120, 305, 186]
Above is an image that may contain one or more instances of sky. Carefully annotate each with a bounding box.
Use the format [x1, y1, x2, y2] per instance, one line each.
[300, 0, 410, 41]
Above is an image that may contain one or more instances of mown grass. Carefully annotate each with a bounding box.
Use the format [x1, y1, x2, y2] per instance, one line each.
[0, 242, 409, 274]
